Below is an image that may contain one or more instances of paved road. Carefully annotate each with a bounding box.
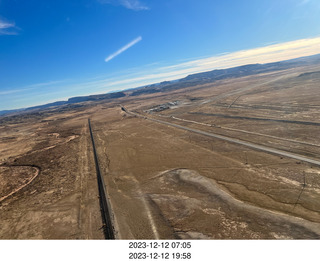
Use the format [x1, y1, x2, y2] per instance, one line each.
[168, 115, 320, 148]
[125, 108, 320, 167]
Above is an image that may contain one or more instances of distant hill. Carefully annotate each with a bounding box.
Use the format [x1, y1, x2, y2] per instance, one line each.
[128, 54, 320, 96]
[0, 91, 126, 117]
[0, 108, 25, 116]
[1, 53, 320, 117]
[67, 91, 125, 103]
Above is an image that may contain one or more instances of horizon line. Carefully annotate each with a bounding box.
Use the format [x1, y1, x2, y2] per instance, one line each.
[2, 36, 320, 111]
[2, 50, 320, 113]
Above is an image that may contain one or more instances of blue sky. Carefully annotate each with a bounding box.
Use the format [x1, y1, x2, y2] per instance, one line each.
[0, 0, 320, 110]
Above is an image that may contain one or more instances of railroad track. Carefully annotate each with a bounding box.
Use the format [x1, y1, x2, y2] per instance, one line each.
[88, 119, 115, 240]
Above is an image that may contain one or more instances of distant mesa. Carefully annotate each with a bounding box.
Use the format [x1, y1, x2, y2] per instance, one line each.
[128, 53, 320, 97]
[67, 91, 126, 103]
[1, 53, 320, 117]
[0, 92, 126, 117]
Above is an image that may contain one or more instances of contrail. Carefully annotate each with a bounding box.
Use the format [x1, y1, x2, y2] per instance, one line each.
[105, 36, 142, 62]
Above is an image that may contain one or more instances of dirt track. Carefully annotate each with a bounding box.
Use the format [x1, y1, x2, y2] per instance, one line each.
[0, 64, 320, 239]
[127, 108, 320, 166]
[0, 165, 39, 202]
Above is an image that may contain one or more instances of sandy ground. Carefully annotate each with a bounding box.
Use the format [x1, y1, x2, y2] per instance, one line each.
[0, 65, 320, 239]
[91, 109, 320, 239]
[0, 117, 104, 239]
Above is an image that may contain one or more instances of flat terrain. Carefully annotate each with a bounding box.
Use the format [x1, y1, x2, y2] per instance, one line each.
[1, 63, 320, 239]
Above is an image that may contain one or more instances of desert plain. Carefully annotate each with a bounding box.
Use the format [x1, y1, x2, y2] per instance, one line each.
[1, 61, 320, 239]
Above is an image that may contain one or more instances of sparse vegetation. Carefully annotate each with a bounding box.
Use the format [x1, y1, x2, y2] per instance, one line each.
[1, 57, 320, 239]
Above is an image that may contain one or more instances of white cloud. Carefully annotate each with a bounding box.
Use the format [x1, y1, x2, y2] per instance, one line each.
[98, 0, 149, 11]
[60, 36, 320, 96]
[99, 36, 320, 92]
[0, 89, 24, 95]
[154, 36, 320, 76]
[120, 0, 149, 10]
[105, 36, 142, 62]
[0, 80, 70, 99]
[25, 80, 69, 88]
[0, 19, 17, 35]
[4, 36, 320, 110]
